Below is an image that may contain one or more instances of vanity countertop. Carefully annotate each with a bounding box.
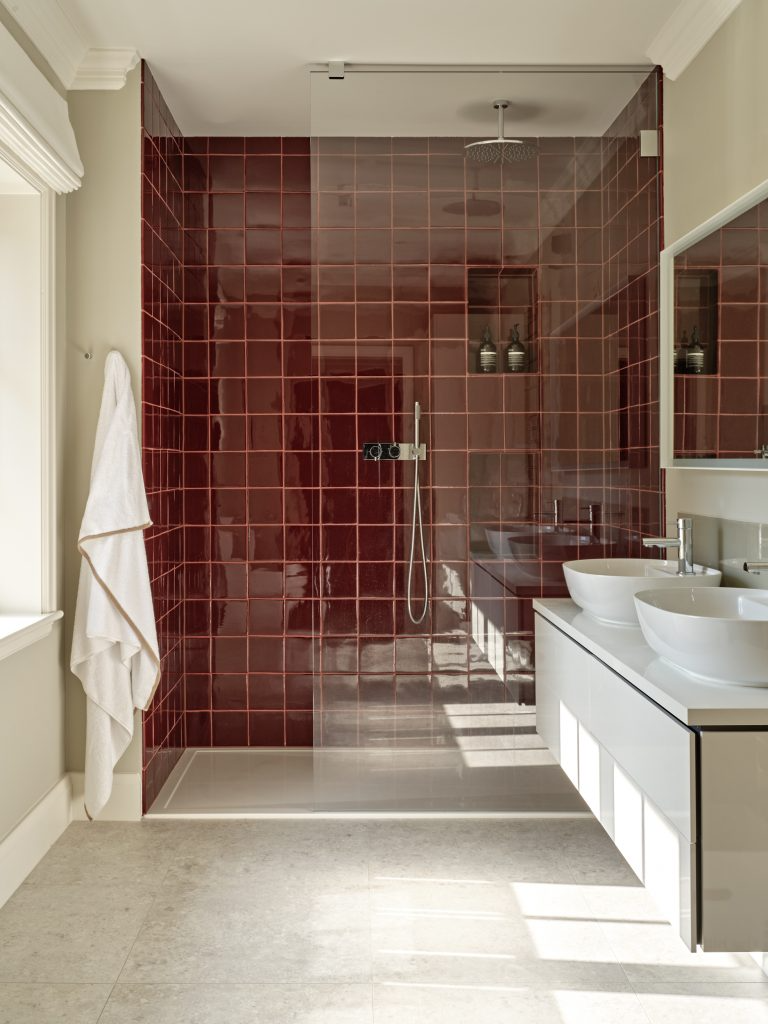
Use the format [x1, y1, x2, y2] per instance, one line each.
[534, 598, 768, 727]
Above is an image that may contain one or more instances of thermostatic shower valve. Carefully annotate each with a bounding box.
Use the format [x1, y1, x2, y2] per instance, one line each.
[362, 442, 427, 461]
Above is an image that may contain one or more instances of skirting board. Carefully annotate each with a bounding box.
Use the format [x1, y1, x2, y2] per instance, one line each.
[0, 775, 71, 909]
[69, 771, 142, 822]
[0, 770, 143, 909]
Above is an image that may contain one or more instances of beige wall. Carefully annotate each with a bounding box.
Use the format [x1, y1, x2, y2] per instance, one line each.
[664, 0, 768, 524]
[64, 66, 143, 775]
[0, 628, 66, 840]
[0, 62, 142, 840]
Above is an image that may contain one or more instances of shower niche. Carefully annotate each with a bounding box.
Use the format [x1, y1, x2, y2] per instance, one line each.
[673, 268, 719, 376]
[468, 267, 538, 374]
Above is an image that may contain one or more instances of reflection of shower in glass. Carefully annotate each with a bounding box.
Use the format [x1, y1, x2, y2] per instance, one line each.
[407, 401, 429, 625]
[443, 167, 500, 218]
[465, 100, 537, 163]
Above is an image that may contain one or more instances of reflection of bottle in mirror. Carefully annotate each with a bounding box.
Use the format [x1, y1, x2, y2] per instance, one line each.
[505, 323, 527, 373]
[686, 325, 705, 374]
[675, 328, 688, 373]
[478, 324, 497, 373]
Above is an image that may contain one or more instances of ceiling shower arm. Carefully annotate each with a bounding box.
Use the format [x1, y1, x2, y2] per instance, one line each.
[496, 100, 507, 141]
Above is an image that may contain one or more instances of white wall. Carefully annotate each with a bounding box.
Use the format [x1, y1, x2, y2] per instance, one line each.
[64, 66, 143, 777]
[664, 0, 768, 524]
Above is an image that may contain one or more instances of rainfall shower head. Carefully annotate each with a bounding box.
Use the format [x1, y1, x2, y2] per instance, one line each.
[464, 100, 537, 164]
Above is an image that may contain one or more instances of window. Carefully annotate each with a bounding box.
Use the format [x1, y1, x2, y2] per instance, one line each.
[0, 152, 60, 651]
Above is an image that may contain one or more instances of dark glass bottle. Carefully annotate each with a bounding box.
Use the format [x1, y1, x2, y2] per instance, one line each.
[685, 325, 705, 374]
[478, 325, 497, 373]
[505, 323, 527, 373]
[675, 328, 688, 374]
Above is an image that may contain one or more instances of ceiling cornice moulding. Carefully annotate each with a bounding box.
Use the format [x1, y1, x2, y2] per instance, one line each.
[1, 1, 138, 90]
[0, 19, 83, 192]
[70, 47, 140, 90]
[646, 0, 743, 80]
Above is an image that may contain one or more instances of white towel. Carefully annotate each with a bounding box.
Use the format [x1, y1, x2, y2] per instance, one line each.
[70, 351, 160, 819]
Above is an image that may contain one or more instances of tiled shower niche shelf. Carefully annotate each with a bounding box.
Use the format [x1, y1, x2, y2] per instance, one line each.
[468, 266, 538, 375]
[673, 268, 718, 376]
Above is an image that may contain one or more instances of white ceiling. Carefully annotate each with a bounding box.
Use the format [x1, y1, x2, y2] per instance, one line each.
[58, 0, 686, 134]
[311, 70, 651, 138]
[2, 0, 742, 135]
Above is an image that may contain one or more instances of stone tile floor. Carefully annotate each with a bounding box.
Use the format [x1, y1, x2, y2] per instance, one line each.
[0, 818, 766, 1022]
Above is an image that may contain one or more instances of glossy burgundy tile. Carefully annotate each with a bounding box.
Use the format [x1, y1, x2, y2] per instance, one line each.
[143, 68, 663, 785]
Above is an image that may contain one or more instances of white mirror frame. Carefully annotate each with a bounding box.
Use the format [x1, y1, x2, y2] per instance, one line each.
[660, 176, 768, 471]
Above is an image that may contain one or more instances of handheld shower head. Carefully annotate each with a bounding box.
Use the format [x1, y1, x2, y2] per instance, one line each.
[407, 399, 428, 625]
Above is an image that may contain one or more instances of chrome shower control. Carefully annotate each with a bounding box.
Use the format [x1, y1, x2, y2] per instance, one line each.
[363, 442, 427, 461]
[364, 443, 384, 461]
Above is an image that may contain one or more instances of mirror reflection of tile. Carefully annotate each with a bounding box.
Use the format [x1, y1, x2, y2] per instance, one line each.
[673, 200, 768, 459]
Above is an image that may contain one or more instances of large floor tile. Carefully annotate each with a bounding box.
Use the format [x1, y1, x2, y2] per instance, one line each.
[369, 874, 619, 985]
[99, 983, 374, 1023]
[634, 982, 768, 1023]
[373, 981, 651, 1024]
[0, 884, 154, 983]
[366, 820, 579, 884]
[579, 882, 766, 984]
[165, 821, 371, 888]
[600, 919, 766, 983]
[562, 823, 643, 887]
[0, 983, 110, 1024]
[120, 881, 372, 983]
[25, 822, 186, 890]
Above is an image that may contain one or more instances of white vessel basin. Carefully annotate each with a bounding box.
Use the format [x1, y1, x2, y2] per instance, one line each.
[508, 531, 593, 557]
[635, 588, 768, 685]
[484, 525, 557, 557]
[563, 558, 722, 626]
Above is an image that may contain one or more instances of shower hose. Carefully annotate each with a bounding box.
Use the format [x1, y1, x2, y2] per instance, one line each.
[406, 401, 429, 625]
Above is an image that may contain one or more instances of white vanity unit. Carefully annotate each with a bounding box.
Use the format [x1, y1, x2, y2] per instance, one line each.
[535, 598, 768, 952]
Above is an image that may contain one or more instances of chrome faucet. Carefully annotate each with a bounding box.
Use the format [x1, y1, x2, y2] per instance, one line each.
[552, 498, 562, 528]
[642, 516, 695, 576]
[744, 561, 768, 574]
[581, 502, 602, 540]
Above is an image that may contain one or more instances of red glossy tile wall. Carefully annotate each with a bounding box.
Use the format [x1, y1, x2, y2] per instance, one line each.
[180, 134, 316, 748]
[602, 71, 664, 551]
[141, 64, 186, 808]
[674, 197, 768, 457]
[140, 67, 664, 766]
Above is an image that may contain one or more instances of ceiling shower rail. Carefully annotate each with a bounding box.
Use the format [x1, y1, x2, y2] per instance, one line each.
[309, 62, 657, 74]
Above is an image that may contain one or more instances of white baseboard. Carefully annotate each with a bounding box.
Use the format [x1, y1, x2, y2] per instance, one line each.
[0, 770, 143, 909]
[0, 775, 72, 909]
[69, 771, 142, 822]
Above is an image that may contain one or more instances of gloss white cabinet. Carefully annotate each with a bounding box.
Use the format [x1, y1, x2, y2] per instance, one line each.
[536, 615, 697, 948]
[536, 603, 768, 952]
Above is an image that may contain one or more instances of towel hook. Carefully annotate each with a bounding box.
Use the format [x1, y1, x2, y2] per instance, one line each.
[82, 349, 93, 360]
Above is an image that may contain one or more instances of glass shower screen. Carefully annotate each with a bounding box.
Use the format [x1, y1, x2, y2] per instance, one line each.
[307, 66, 658, 811]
